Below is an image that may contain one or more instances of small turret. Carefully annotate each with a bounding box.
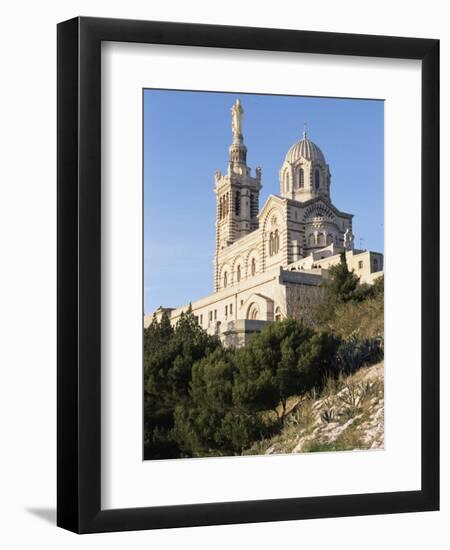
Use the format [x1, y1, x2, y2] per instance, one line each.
[279, 125, 331, 202]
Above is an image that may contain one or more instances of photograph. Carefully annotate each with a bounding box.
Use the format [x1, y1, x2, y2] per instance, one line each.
[51, 7, 440, 536]
[143, 90, 385, 460]
[0, 0, 442, 540]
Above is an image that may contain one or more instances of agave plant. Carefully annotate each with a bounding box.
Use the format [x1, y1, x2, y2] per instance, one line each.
[320, 408, 336, 424]
[337, 334, 384, 374]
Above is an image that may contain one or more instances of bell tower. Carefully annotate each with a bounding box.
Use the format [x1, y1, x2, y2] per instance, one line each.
[214, 99, 262, 291]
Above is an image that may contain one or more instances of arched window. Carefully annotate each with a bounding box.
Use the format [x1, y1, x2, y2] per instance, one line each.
[250, 193, 257, 218]
[223, 272, 228, 288]
[299, 168, 304, 188]
[308, 234, 315, 246]
[326, 234, 333, 245]
[251, 257, 256, 276]
[236, 264, 241, 282]
[269, 232, 274, 256]
[235, 190, 241, 216]
[285, 172, 290, 192]
[317, 232, 325, 246]
[314, 168, 320, 190]
[274, 230, 280, 254]
[275, 306, 282, 321]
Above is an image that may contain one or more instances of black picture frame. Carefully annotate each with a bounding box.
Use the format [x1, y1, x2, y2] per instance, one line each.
[57, 16, 439, 534]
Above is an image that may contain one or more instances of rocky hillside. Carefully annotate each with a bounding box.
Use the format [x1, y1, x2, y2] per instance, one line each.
[244, 361, 384, 455]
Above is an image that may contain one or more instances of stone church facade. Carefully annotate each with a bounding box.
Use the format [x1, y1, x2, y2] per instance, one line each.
[144, 99, 383, 346]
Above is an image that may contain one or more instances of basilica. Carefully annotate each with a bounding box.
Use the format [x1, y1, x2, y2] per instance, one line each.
[144, 99, 383, 346]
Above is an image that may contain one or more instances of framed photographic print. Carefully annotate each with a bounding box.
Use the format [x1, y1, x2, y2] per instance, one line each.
[57, 17, 439, 533]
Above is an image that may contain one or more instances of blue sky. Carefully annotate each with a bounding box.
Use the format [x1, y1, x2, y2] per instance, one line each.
[144, 90, 384, 313]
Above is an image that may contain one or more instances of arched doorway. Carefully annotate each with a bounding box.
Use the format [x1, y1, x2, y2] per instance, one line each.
[247, 303, 259, 320]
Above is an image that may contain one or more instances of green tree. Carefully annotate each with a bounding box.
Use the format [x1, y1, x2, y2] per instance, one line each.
[143, 307, 221, 459]
[173, 349, 267, 456]
[234, 320, 340, 424]
[326, 251, 360, 303]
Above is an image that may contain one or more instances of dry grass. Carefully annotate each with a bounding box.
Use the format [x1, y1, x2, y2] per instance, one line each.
[243, 362, 384, 456]
[319, 294, 384, 340]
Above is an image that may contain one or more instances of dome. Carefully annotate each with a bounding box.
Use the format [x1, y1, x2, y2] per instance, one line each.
[284, 132, 326, 165]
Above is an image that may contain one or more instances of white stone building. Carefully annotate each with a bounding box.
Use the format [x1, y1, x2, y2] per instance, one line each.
[144, 99, 383, 346]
